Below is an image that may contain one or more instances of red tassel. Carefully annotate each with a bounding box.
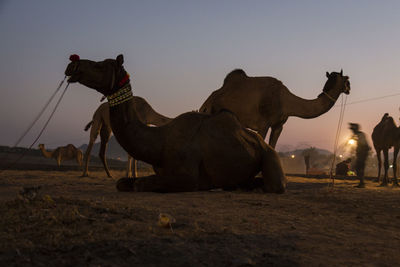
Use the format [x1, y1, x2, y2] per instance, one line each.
[118, 74, 130, 86]
[69, 54, 80, 62]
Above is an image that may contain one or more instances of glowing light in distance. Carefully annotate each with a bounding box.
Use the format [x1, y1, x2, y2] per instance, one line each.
[348, 139, 356, 145]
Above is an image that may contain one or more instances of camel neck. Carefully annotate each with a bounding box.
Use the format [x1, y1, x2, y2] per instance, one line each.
[39, 147, 53, 158]
[283, 88, 340, 118]
[108, 91, 164, 167]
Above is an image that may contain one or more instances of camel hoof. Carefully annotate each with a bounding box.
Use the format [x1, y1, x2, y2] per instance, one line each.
[355, 183, 366, 188]
[378, 183, 388, 187]
[263, 184, 286, 194]
[81, 173, 89, 177]
[116, 178, 135, 192]
[392, 183, 399, 187]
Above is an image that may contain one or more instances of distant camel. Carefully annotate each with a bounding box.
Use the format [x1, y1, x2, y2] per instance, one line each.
[83, 100, 171, 178]
[200, 69, 351, 148]
[38, 144, 83, 167]
[371, 113, 400, 186]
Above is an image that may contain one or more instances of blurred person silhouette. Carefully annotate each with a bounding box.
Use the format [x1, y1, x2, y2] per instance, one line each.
[349, 123, 371, 188]
[304, 154, 310, 176]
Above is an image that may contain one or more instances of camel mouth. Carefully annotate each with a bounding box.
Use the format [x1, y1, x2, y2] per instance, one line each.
[65, 61, 81, 83]
[343, 80, 351, 95]
[67, 74, 80, 83]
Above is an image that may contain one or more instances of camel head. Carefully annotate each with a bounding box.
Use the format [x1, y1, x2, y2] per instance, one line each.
[65, 54, 129, 96]
[323, 70, 350, 97]
[38, 144, 44, 149]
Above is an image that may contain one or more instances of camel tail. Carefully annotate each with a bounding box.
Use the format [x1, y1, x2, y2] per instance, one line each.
[84, 121, 93, 131]
[261, 145, 287, 194]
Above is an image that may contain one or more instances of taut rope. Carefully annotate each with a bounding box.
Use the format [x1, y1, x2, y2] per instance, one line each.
[13, 76, 67, 147]
[329, 94, 348, 187]
[0, 81, 70, 172]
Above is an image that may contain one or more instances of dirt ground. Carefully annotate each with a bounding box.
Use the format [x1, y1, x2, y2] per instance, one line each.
[0, 169, 399, 266]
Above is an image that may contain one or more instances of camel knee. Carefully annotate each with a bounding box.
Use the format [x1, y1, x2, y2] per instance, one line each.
[262, 147, 287, 194]
[264, 178, 286, 194]
[116, 178, 135, 192]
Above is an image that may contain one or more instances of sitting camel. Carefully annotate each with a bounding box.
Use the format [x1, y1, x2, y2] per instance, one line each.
[38, 144, 83, 167]
[83, 100, 171, 178]
[200, 69, 351, 148]
[65, 54, 286, 193]
[371, 113, 400, 186]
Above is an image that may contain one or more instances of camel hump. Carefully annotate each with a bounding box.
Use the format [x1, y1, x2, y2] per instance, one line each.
[381, 115, 396, 129]
[66, 144, 77, 149]
[372, 114, 397, 144]
[223, 69, 247, 85]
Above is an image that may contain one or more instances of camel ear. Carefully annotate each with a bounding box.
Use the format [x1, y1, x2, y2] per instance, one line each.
[326, 72, 330, 78]
[116, 54, 124, 66]
[340, 69, 343, 76]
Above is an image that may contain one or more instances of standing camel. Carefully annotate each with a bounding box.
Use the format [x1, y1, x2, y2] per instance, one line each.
[38, 144, 83, 167]
[200, 69, 351, 148]
[65, 54, 286, 193]
[371, 113, 400, 186]
[83, 100, 171, 178]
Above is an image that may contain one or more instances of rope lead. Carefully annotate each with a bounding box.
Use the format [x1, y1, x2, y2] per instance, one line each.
[13, 76, 66, 147]
[329, 94, 348, 187]
[0, 80, 70, 172]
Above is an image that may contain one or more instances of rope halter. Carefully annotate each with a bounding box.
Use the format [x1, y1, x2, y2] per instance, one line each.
[323, 91, 337, 102]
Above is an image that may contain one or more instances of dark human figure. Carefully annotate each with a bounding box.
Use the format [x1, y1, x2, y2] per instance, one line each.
[304, 154, 310, 176]
[349, 123, 371, 188]
[335, 158, 351, 176]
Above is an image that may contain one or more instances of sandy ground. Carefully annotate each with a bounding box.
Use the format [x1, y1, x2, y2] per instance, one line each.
[0, 169, 400, 266]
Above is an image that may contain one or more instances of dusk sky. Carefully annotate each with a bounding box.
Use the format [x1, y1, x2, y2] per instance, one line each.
[1, 0, 400, 153]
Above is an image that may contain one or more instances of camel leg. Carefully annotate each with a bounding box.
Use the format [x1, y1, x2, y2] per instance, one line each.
[82, 141, 94, 176]
[381, 149, 389, 186]
[56, 154, 61, 167]
[392, 147, 399, 186]
[261, 145, 286, 193]
[117, 174, 199, 193]
[268, 124, 284, 149]
[82, 120, 102, 177]
[132, 159, 137, 178]
[79, 152, 83, 166]
[126, 155, 132, 178]
[259, 126, 269, 141]
[376, 149, 382, 182]
[118, 159, 199, 192]
[77, 151, 83, 167]
[99, 126, 112, 178]
[126, 155, 137, 178]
